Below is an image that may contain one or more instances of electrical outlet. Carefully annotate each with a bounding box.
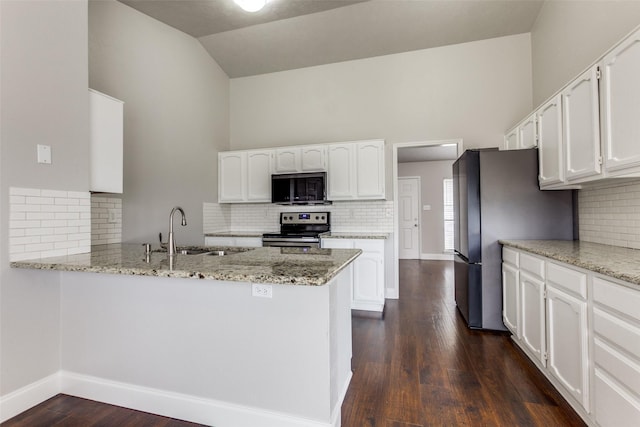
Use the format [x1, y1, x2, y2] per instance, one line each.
[252, 284, 273, 298]
[107, 209, 118, 224]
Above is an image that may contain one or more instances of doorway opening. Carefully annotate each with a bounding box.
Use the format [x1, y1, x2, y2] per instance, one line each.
[390, 139, 462, 299]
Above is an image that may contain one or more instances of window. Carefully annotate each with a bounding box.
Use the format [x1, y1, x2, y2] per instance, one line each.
[443, 179, 454, 252]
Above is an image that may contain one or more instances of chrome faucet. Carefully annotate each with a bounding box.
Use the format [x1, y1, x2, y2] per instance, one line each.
[168, 206, 187, 257]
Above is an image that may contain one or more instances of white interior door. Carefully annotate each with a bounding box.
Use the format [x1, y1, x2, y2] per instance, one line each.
[398, 177, 420, 259]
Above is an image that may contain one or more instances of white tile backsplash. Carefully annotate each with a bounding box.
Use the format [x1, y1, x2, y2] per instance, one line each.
[203, 200, 394, 233]
[9, 187, 91, 261]
[578, 179, 640, 249]
[91, 195, 122, 245]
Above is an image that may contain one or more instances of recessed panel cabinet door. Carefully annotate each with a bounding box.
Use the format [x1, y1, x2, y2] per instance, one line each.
[247, 150, 272, 202]
[563, 66, 601, 182]
[520, 271, 546, 366]
[274, 148, 300, 173]
[504, 127, 519, 150]
[356, 141, 385, 198]
[301, 145, 326, 171]
[546, 286, 590, 412]
[502, 263, 519, 337]
[519, 114, 537, 149]
[353, 246, 384, 303]
[537, 95, 564, 187]
[218, 152, 246, 202]
[601, 28, 640, 176]
[327, 144, 355, 199]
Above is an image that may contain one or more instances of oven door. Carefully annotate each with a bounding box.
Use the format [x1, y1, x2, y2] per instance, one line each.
[262, 236, 320, 248]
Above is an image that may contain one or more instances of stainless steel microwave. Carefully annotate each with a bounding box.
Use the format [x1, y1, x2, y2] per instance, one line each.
[271, 172, 328, 205]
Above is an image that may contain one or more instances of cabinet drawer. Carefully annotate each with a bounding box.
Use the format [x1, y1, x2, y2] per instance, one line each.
[594, 337, 640, 395]
[519, 253, 545, 279]
[593, 307, 640, 358]
[594, 369, 640, 427]
[353, 239, 384, 253]
[502, 247, 519, 267]
[593, 277, 640, 323]
[546, 262, 587, 299]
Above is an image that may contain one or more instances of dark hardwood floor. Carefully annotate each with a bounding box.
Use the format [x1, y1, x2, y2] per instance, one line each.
[341, 260, 586, 426]
[2, 260, 585, 427]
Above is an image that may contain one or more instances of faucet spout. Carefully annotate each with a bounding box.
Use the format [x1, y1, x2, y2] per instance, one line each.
[168, 206, 187, 257]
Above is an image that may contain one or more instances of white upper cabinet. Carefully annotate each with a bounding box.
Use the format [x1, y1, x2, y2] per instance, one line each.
[89, 89, 124, 193]
[537, 95, 564, 187]
[327, 140, 385, 201]
[274, 145, 327, 173]
[327, 144, 355, 199]
[503, 114, 536, 150]
[601, 28, 640, 177]
[219, 149, 272, 203]
[504, 127, 519, 150]
[246, 150, 273, 202]
[274, 147, 299, 173]
[301, 145, 327, 171]
[218, 151, 247, 202]
[563, 66, 602, 183]
[519, 113, 537, 149]
[356, 140, 385, 198]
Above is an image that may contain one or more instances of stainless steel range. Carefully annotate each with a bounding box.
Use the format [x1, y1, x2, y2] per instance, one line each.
[262, 212, 330, 248]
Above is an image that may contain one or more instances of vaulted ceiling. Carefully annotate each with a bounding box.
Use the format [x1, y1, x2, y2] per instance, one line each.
[118, 0, 545, 77]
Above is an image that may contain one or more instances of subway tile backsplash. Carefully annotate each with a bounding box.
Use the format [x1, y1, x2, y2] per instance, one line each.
[9, 187, 91, 261]
[579, 179, 640, 250]
[203, 200, 394, 234]
[91, 195, 122, 245]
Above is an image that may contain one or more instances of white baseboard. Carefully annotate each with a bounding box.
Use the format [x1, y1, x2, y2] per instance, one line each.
[0, 372, 61, 423]
[2, 370, 339, 426]
[420, 253, 454, 261]
[351, 301, 384, 312]
[61, 370, 333, 427]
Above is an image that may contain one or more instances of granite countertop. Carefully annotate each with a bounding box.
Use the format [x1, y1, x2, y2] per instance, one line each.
[321, 232, 390, 239]
[500, 240, 640, 286]
[10, 244, 362, 286]
[204, 231, 265, 238]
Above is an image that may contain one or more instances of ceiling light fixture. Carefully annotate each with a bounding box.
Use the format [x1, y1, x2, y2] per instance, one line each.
[233, 0, 270, 13]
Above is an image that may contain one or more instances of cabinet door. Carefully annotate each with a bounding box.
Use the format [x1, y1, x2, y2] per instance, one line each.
[546, 286, 590, 412]
[356, 140, 385, 199]
[537, 95, 564, 187]
[218, 152, 246, 202]
[601, 29, 640, 176]
[89, 89, 124, 193]
[502, 263, 520, 337]
[520, 271, 546, 366]
[327, 144, 355, 200]
[247, 150, 272, 202]
[274, 147, 300, 173]
[353, 247, 384, 304]
[563, 66, 601, 182]
[504, 127, 519, 150]
[519, 114, 537, 149]
[301, 145, 327, 171]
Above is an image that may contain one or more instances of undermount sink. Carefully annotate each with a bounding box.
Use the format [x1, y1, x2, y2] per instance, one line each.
[178, 249, 213, 255]
[153, 247, 249, 256]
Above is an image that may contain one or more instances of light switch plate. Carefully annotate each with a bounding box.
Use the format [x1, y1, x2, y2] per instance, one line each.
[37, 144, 51, 164]
[423, 205, 431, 211]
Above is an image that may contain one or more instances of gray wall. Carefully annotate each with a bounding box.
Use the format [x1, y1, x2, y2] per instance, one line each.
[1, 0, 88, 396]
[531, 0, 640, 107]
[89, 0, 230, 246]
[398, 161, 453, 256]
[230, 34, 533, 152]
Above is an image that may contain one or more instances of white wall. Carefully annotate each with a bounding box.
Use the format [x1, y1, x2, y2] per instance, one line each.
[398, 161, 452, 257]
[89, 0, 230, 246]
[230, 34, 533, 152]
[531, 0, 640, 107]
[1, 0, 88, 397]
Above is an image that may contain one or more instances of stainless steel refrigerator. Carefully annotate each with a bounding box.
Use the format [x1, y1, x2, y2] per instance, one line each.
[453, 148, 574, 331]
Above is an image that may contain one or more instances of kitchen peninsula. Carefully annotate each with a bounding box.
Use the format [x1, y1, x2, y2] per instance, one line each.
[11, 244, 361, 427]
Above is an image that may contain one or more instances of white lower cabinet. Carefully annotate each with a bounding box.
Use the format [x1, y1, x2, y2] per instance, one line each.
[204, 236, 262, 247]
[501, 248, 519, 336]
[500, 246, 640, 426]
[322, 237, 386, 312]
[546, 262, 590, 413]
[592, 276, 640, 427]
